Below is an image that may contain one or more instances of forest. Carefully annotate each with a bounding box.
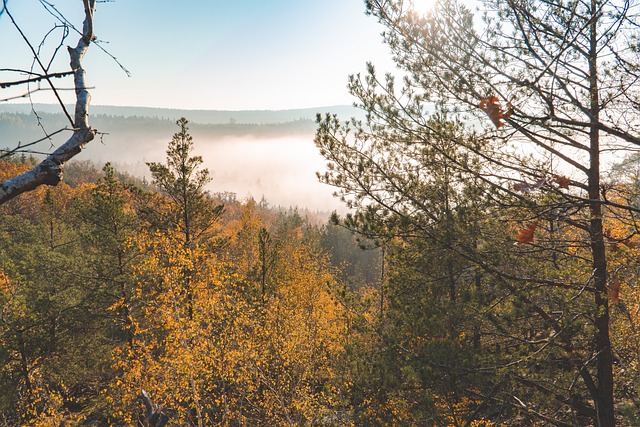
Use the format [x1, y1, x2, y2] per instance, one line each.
[0, 109, 319, 166]
[5, 0, 640, 425]
[0, 119, 381, 426]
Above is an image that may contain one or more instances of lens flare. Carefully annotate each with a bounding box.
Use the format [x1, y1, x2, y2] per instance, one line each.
[410, 0, 436, 15]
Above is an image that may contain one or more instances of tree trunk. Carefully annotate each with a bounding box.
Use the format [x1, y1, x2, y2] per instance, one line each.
[0, 0, 96, 204]
[588, 3, 615, 424]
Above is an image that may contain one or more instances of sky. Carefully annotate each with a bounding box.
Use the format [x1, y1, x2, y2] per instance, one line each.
[1, 0, 401, 111]
[0, 0, 433, 211]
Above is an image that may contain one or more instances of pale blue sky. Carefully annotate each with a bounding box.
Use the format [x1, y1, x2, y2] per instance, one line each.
[1, 0, 398, 110]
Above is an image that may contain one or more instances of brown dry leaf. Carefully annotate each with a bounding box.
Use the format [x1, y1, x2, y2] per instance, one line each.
[553, 175, 571, 189]
[479, 96, 512, 128]
[609, 276, 621, 305]
[515, 221, 538, 244]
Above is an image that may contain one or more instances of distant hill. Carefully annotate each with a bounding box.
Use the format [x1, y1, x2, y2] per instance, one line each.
[0, 112, 318, 143]
[0, 103, 365, 163]
[0, 103, 364, 125]
[0, 104, 362, 211]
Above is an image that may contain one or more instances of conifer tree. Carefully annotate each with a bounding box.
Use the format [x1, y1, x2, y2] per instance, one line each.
[146, 118, 223, 320]
[316, 0, 640, 424]
[76, 163, 141, 347]
[147, 118, 223, 248]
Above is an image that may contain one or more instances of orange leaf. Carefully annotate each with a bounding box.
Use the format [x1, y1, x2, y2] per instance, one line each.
[553, 175, 571, 189]
[515, 221, 538, 244]
[609, 276, 621, 305]
[479, 96, 512, 128]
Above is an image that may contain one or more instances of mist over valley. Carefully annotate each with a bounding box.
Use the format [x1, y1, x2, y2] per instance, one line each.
[0, 104, 362, 212]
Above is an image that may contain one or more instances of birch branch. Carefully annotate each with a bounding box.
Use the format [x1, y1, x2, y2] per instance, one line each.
[0, 0, 97, 204]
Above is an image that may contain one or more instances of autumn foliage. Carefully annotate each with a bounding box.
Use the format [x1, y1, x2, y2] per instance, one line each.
[478, 96, 512, 128]
[0, 153, 359, 426]
[515, 221, 537, 244]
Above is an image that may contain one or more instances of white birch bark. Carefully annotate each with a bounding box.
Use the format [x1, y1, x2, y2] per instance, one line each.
[0, 0, 97, 204]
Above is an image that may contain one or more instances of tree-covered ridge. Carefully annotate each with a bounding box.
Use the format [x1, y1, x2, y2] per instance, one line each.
[0, 112, 319, 166]
[0, 111, 319, 142]
[0, 104, 363, 125]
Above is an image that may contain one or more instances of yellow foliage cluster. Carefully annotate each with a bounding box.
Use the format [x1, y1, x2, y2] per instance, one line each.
[105, 203, 350, 426]
[20, 159, 640, 424]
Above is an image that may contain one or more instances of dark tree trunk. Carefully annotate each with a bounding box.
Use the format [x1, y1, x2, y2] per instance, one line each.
[588, 3, 615, 424]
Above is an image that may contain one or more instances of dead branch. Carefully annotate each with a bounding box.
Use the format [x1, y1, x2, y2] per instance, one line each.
[141, 390, 169, 427]
[0, 0, 97, 204]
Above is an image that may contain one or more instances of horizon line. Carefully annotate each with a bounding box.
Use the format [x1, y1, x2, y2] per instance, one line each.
[0, 102, 359, 114]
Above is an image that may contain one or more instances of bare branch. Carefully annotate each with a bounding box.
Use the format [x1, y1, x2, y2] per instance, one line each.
[0, 0, 97, 204]
[140, 390, 169, 427]
[0, 71, 74, 89]
[3, 4, 74, 125]
[0, 128, 72, 159]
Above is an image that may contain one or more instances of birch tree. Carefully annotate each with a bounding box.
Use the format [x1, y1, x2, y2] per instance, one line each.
[0, 0, 99, 204]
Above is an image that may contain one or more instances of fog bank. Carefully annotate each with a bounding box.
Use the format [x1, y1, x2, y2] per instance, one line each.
[96, 135, 342, 213]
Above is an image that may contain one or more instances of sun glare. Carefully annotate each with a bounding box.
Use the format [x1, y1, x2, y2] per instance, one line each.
[410, 0, 436, 15]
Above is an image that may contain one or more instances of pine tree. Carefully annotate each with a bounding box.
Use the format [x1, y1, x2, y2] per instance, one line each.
[316, 0, 640, 424]
[146, 118, 223, 248]
[145, 118, 224, 319]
